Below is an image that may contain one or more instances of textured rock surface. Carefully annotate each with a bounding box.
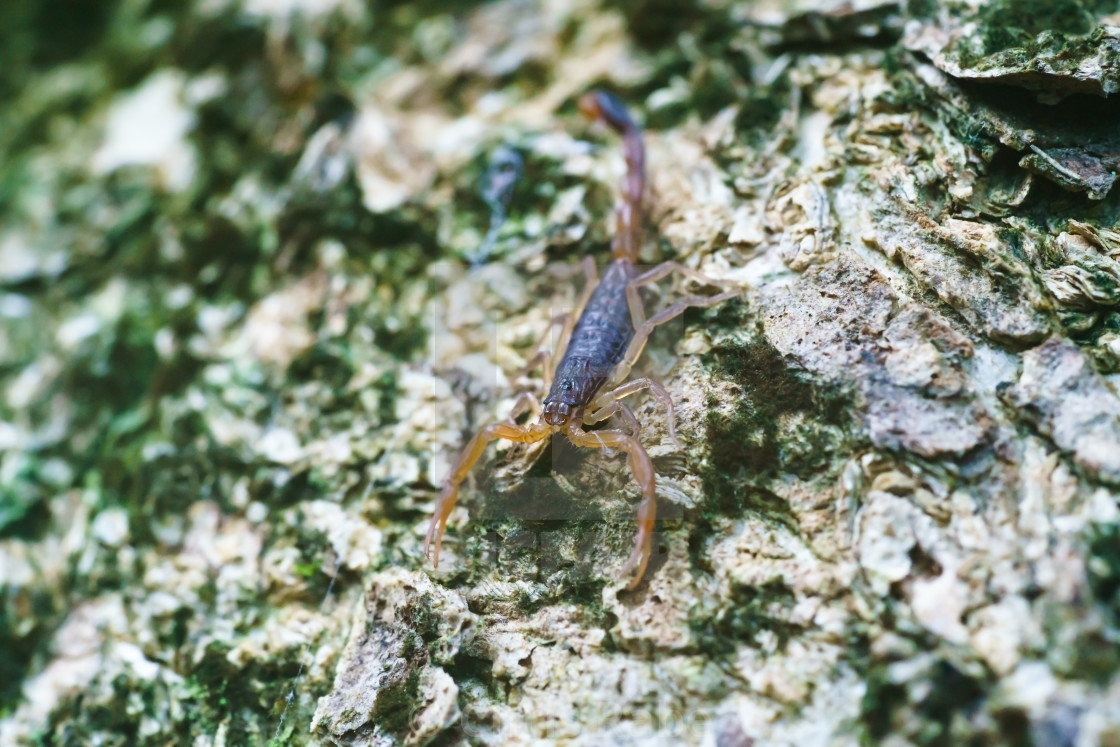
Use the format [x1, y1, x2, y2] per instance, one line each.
[1004, 337, 1120, 486]
[2, 0, 1120, 745]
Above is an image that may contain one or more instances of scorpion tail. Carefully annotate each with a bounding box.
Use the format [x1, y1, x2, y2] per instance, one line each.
[578, 91, 645, 264]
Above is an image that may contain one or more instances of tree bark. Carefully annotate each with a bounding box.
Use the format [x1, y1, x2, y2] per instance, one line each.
[2, 0, 1119, 745]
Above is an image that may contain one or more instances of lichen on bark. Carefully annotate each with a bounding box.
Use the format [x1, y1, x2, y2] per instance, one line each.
[2, 0, 1120, 745]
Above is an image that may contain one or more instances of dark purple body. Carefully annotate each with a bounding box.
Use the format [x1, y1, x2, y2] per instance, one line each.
[542, 259, 637, 424]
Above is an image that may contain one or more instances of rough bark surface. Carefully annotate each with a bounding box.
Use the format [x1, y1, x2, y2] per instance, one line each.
[2, 1, 1120, 745]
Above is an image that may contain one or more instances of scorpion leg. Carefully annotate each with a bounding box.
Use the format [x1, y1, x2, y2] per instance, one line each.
[582, 400, 641, 438]
[617, 403, 640, 438]
[506, 391, 543, 424]
[617, 277, 740, 384]
[625, 261, 734, 332]
[632, 260, 734, 295]
[516, 347, 557, 390]
[590, 377, 681, 449]
[426, 421, 553, 568]
[502, 392, 546, 460]
[516, 310, 568, 388]
[564, 423, 657, 589]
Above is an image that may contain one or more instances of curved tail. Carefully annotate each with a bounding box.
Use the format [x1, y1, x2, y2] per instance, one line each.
[578, 91, 645, 263]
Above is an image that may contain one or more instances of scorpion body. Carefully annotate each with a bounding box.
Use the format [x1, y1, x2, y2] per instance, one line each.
[426, 91, 738, 587]
[542, 258, 637, 425]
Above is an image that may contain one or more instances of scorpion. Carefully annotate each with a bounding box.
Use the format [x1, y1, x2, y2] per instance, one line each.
[425, 91, 739, 588]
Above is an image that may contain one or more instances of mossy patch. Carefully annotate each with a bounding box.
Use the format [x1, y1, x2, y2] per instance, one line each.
[700, 332, 855, 494]
[842, 616, 1013, 747]
[287, 339, 358, 393]
[288, 519, 337, 601]
[585, 1, 753, 131]
[689, 579, 800, 655]
[183, 639, 304, 743]
[972, 0, 1109, 56]
[372, 668, 422, 735]
[606, 0, 708, 50]
[0, 0, 112, 102]
[0, 455, 52, 540]
[861, 657, 990, 744]
[372, 369, 401, 427]
[185, 641, 257, 742]
[731, 71, 794, 148]
[658, 304, 858, 577]
[1054, 521, 1120, 684]
[0, 587, 54, 718]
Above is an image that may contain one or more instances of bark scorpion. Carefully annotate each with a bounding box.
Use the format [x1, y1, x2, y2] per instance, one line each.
[426, 91, 739, 588]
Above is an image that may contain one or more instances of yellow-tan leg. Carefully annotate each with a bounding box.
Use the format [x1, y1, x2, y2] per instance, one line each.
[582, 400, 640, 437]
[506, 391, 543, 424]
[617, 403, 640, 437]
[426, 421, 554, 567]
[618, 285, 740, 384]
[632, 260, 731, 294]
[626, 260, 732, 332]
[516, 323, 561, 390]
[590, 377, 682, 448]
[564, 423, 657, 589]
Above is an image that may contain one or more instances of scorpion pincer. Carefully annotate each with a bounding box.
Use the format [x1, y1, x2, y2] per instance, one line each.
[426, 91, 739, 588]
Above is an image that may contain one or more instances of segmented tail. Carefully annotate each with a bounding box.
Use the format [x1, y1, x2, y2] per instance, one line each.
[578, 91, 645, 263]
